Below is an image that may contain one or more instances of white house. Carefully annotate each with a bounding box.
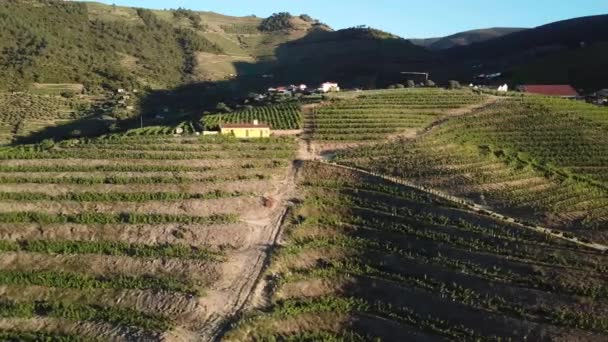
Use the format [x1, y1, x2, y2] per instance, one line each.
[318, 82, 340, 93]
[497, 84, 509, 92]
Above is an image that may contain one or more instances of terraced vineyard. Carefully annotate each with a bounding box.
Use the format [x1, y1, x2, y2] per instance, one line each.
[202, 103, 303, 130]
[0, 93, 100, 145]
[336, 96, 608, 242]
[309, 89, 488, 142]
[0, 134, 296, 340]
[226, 162, 608, 341]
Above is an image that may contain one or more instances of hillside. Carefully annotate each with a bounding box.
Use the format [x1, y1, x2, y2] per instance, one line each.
[438, 15, 608, 90]
[0, 84, 606, 340]
[410, 27, 526, 50]
[0, 1, 328, 91]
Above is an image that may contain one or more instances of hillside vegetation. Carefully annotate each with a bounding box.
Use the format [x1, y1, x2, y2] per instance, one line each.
[336, 92, 608, 242]
[0, 1, 335, 91]
[0, 132, 296, 339]
[0, 1, 222, 91]
[226, 162, 608, 341]
[410, 27, 526, 50]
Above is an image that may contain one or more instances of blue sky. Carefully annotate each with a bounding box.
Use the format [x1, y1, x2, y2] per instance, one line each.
[86, 0, 608, 38]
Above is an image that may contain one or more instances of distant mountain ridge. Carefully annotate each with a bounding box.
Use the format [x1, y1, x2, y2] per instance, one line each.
[410, 27, 527, 50]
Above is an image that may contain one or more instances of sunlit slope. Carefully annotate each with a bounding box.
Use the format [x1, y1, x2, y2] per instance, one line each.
[0, 133, 295, 340]
[226, 162, 608, 341]
[337, 96, 608, 242]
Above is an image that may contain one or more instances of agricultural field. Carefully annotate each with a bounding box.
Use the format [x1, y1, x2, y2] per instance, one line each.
[202, 103, 303, 130]
[0, 134, 297, 340]
[0, 93, 101, 145]
[226, 162, 608, 341]
[335, 95, 608, 242]
[309, 89, 488, 143]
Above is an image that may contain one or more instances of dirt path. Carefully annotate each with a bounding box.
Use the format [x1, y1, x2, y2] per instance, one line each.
[413, 96, 503, 138]
[297, 96, 608, 252]
[192, 162, 300, 342]
[320, 162, 608, 252]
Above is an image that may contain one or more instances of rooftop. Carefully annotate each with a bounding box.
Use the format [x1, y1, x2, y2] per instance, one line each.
[521, 85, 579, 97]
[220, 123, 270, 129]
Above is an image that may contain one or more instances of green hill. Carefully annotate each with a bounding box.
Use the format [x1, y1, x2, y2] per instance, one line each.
[0, 1, 329, 91]
[410, 27, 526, 50]
[438, 15, 608, 90]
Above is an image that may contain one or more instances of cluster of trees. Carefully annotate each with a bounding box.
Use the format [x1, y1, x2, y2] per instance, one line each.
[259, 12, 294, 31]
[387, 80, 437, 89]
[172, 7, 203, 28]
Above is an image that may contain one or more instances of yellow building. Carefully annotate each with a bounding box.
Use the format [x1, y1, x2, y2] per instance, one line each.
[220, 121, 271, 138]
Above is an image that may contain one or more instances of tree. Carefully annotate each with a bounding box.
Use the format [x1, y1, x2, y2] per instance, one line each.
[216, 102, 231, 113]
[259, 13, 293, 31]
[425, 79, 436, 87]
[448, 80, 461, 89]
[406, 80, 416, 88]
[299, 14, 314, 22]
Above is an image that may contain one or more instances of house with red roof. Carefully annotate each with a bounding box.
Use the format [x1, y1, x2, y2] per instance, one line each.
[518, 85, 579, 98]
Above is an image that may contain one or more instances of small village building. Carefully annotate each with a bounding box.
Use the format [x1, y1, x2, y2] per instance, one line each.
[518, 85, 579, 98]
[220, 120, 271, 138]
[318, 82, 340, 93]
[589, 89, 608, 105]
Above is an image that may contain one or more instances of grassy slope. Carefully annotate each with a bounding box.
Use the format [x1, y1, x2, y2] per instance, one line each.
[438, 15, 608, 89]
[335, 91, 608, 241]
[410, 27, 527, 50]
[226, 162, 608, 341]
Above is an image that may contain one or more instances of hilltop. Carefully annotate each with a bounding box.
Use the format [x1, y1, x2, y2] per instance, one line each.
[438, 15, 608, 90]
[410, 27, 527, 50]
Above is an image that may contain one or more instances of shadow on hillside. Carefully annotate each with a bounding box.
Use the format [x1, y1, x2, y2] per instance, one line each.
[137, 28, 435, 120]
[13, 28, 436, 145]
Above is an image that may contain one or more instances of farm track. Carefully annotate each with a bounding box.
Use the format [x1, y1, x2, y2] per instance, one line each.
[321, 161, 608, 252]
[196, 160, 300, 342]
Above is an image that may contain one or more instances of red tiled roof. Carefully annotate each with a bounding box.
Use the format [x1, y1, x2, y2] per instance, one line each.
[521, 85, 579, 97]
[220, 123, 270, 129]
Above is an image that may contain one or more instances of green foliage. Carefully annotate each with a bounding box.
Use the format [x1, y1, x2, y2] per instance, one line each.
[0, 330, 93, 342]
[312, 89, 485, 141]
[0, 239, 224, 261]
[0, 212, 238, 225]
[448, 80, 461, 89]
[259, 12, 294, 32]
[0, 299, 170, 332]
[0, 270, 199, 295]
[0, 1, 221, 90]
[172, 7, 203, 29]
[0, 189, 247, 202]
[203, 103, 303, 130]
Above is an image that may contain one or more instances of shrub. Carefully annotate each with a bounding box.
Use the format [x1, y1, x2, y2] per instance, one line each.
[406, 80, 416, 88]
[425, 79, 437, 87]
[396, 84, 405, 89]
[448, 80, 461, 89]
[259, 12, 293, 31]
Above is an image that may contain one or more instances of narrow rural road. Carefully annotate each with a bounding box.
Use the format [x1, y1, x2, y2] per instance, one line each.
[198, 160, 300, 342]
